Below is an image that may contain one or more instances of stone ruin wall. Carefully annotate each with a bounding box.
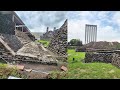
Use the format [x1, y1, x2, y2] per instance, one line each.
[0, 13, 15, 35]
[0, 12, 57, 65]
[85, 52, 113, 63]
[48, 19, 67, 61]
[84, 50, 120, 68]
[112, 51, 120, 68]
[0, 41, 57, 65]
[0, 33, 23, 52]
[15, 30, 33, 45]
[40, 31, 53, 41]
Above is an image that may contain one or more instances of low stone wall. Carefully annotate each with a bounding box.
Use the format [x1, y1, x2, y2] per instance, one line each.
[112, 51, 120, 68]
[75, 47, 86, 52]
[85, 52, 113, 63]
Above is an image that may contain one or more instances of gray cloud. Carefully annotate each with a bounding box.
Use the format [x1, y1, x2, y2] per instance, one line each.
[16, 11, 67, 31]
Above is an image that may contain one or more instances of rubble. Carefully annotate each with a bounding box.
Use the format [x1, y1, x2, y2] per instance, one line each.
[0, 11, 67, 66]
[61, 66, 68, 71]
[24, 69, 32, 72]
[16, 65, 24, 70]
[15, 30, 32, 45]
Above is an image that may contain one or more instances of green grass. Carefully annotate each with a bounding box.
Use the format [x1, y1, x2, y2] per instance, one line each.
[0, 63, 27, 79]
[37, 40, 50, 47]
[49, 49, 120, 79]
[68, 49, 85, 63]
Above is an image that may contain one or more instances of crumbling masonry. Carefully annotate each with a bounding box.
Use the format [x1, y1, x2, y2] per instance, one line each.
[0, 11, 67, 65]
[48, 19, 67, 61]
[84, 50, 120, 68]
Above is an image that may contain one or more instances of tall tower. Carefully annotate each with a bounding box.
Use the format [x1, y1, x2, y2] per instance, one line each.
[85, 24, 97, 44]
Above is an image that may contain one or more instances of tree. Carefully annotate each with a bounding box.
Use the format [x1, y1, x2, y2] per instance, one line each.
[69, 39, 83, 46]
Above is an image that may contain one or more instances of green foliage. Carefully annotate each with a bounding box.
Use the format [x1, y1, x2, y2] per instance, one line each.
[37, 40, 50, 47]
[49, 49, 120, 79]
[68, 39, 83, 46]
[0, 63, 27, 79]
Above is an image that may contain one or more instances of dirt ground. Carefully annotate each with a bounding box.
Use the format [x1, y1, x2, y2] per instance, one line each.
[17, 62, 61, 79]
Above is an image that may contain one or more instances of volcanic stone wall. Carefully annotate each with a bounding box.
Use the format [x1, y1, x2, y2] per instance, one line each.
[112, 51, 120, 68]
[0, 33, 23, 52]
[0, 13, 15, 35]
[48, 19, 67, 58]
[40, 31, 54, 41]
[15, 30, 32, 44]
[85, 52, 113, 63]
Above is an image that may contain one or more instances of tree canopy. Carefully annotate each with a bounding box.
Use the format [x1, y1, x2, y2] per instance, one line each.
[68, 39, 83, 46]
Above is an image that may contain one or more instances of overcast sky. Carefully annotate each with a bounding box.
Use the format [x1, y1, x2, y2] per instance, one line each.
[16, 11, 120, 44]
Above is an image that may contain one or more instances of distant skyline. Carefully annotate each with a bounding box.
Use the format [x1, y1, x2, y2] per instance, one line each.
[16, 11, 120, 44]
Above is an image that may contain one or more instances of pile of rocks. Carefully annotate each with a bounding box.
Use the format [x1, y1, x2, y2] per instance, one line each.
[0, 36, 58, 65]
[85, 51, 113, 63]
[48, 19, 67, 60]
[15, 30, 33, 45]
[0, 44, 57, 65]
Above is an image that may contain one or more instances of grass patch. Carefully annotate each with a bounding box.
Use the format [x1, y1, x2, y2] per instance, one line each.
[37, 40, 50, 47]
[0, 63, 27, 79]
[49, 49, 120, 79]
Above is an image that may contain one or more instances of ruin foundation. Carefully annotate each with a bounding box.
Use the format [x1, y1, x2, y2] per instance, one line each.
[85, 51, 113, 63]
[84, 50, 120, 68]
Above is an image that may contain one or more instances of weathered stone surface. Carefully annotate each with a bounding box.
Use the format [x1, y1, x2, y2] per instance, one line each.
[61, 66, 67, 71]
[112, 51, 120, 68]
[85, 52, 113, 63]
[15, 30, 32, 45]
[48, 19, 67, 61]
[0, 11, 65, 65]
[76, 41, 120, 52]
[0, 33, 23, 52]
[40, 30, 54, 41]
[0, 13, 15, 35]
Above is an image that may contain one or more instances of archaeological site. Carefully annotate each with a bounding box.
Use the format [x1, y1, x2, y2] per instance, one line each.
[0, 11, 68, 64]
[75, 24, 120, 68]
[0, 11, 68, 79]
